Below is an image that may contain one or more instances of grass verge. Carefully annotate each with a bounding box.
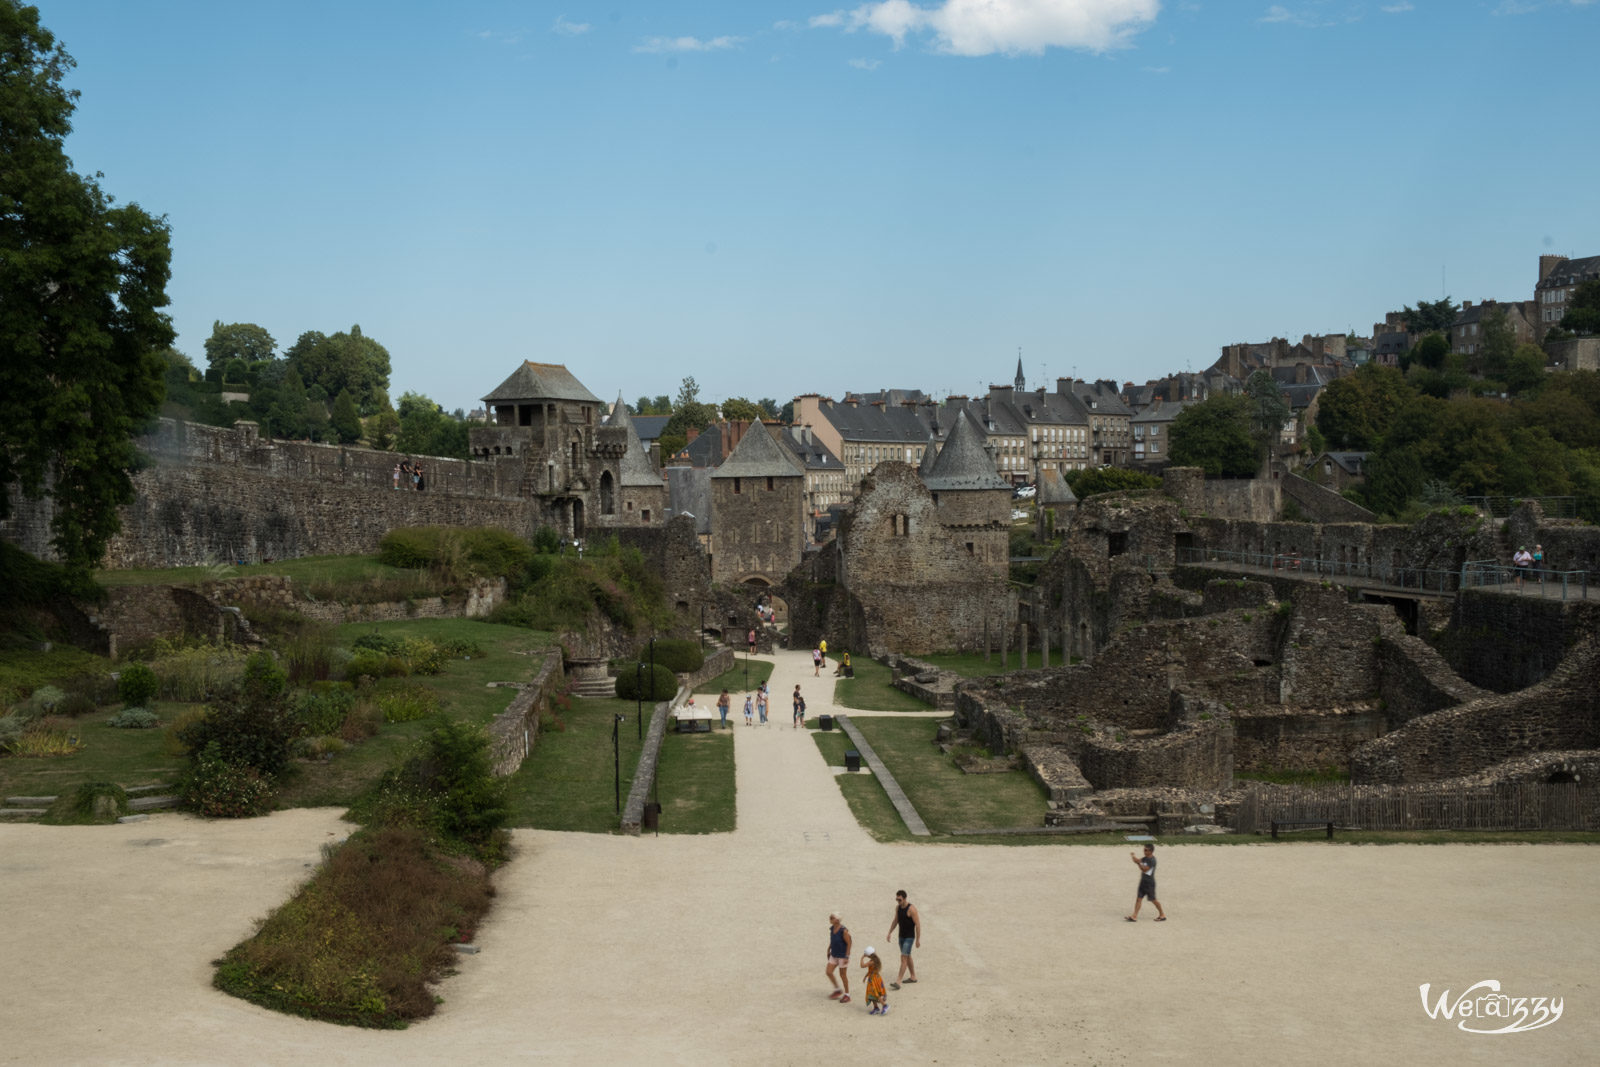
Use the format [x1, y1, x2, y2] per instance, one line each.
[692, 657, 774, 697]
[654, 729, 735, 833]
[831, 658, 932, 712]
[504, 696, 644, 832]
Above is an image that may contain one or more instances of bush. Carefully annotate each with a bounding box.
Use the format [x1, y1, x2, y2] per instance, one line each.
[54, 691, 99, 718]
[397, 638, 445, 676]
[185, 742, 274, 818]
[614, 663, 678, 702]
[177, 653, 295, 777]
[5, 715, 82, 756]
[339, 700, 383, 742]
[42, 781, 129, 825]
[150, 642, 248, 702]
[18, 685, 65, 716]
[377, 525, 531, 582]
[118, 662, 161, 707]
[352, 631, 404, 656]
[108, 707, 161, 729]
[284, 619, 337, 684]
[344, 650, 403, 680]
[349, 718, 509, 858]
[374, 682, 441, 723]
[61, 671, 117, 705]
[649, 638, 703, 674]
[295, 684, 356, 737]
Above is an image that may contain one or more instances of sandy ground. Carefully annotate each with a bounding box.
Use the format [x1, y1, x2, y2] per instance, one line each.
[2, 650, 1595, 1066]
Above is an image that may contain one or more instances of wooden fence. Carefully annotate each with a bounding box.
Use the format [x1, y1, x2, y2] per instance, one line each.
[1235, 782, 1597, 834]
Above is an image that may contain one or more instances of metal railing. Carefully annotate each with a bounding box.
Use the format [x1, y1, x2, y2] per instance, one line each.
[1462, 560, 1589, 600]
[1176, 546, 1461, 595]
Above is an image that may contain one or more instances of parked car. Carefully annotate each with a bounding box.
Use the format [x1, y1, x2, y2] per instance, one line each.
[1013, 484, 1036, 499]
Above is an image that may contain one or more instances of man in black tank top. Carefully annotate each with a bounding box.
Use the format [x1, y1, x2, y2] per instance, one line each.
[885, 890, 921, 988]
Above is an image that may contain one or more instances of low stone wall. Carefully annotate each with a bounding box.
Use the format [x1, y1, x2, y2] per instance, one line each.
[487, 651, 564, 777]
[85, 585, 253, 657]
[1281, 473, 1376, 524]
[1230, 705, 1385, 773]
[887, 654, 960, 709]
[1017, 743, 1092, 802]
[295, 578, 508, 625]
[1352, 639, 1600, 784]
[1073, 691, 1233, 790]
[682, 646, 736, 690]
[621, 694, 672, 835]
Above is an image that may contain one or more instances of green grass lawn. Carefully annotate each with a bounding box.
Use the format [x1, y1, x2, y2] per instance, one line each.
[831, 657, 932, 712]
[504, 696, 644, 832]
[919, 649, 1054, 677]
[0, 703, 185, 799]
[692, 656, 774, 697]
[654, 729, 735, 833]
[0, 644, 114, 701]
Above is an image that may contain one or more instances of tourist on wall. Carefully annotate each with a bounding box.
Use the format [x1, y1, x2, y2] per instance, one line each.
[1513, 546, 1533, 587]
[391, 463, 401, 490]
[826, 913, 853, 1002]
[1126, 844, 1167, 922]
[886, 890, 921, 989]
[415, 463, 426, 491]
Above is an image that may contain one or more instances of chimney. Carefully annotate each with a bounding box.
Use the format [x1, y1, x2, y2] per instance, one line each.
[1540, 254, 1566, 283]
[1462, 300, 1472, 309]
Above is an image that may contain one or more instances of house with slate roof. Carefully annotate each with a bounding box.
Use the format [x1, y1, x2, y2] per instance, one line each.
[776, 425, 848, 543]
[1449, 298, 1537, 357]
[709, 420, 806, 586]
[1536, 253, 1600, 331]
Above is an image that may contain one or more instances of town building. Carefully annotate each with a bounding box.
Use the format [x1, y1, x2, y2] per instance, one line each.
[1535, 253, 1600, 331]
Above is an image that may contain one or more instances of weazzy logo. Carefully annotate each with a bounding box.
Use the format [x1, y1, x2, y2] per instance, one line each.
[1419, 980, 1563, 1034]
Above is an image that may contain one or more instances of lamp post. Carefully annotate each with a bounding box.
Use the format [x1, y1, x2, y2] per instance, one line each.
[613, 713, 625, 814]
[644, 636, 655, 741]
[699, 605, 705, 650]
[635, 661, 643, 742]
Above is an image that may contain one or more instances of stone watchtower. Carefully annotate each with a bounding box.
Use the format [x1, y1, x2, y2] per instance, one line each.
[921, 409, 1013, 576]
[709, 420, 805, 587]
[468, 361, 630, 539]
[606, 395, 668, 526]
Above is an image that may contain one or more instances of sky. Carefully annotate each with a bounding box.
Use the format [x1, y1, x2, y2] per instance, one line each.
[34, 0, 1600, 415]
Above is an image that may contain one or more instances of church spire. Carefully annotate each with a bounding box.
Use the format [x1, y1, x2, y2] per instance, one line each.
[1014, 348, 1025, 392]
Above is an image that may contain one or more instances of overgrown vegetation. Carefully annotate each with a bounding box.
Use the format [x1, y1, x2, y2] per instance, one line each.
[487, 532, 672, 635]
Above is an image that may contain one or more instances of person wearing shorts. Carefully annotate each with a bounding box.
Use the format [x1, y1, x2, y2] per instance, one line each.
[826, 913, 852, 1002]
[793, 685, 805, 729]
[1127, 843, 1166, 921]
[886, 889, 921, 989]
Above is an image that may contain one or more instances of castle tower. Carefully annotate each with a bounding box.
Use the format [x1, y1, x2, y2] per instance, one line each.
[921, 409, 1012, 575]
[709, 420, 806, 586]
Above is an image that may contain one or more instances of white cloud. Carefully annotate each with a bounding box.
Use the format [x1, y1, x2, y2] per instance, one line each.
[475, 28, 526, 45]
[817, 0, 1161, 56]
[1142, 63, 1170, 72]
[551, 15, 591, 36]
[1380, 2, 1413, 12]
[849, 57, 883, 68]
[633, 35, 745, 54]
[774, 19, 801, 30]
[1260, 5, 1293, 21]
[1257, 3, 1353, 27]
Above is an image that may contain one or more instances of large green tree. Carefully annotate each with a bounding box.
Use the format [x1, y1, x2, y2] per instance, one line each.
[395, 391, 468, 459]
[720, 397, 766, 422]
[284, 325, 391, 415]
[1400, 297, 1458, 335]
[202, 320, 275, 371]
[0, 2, 174, 572]
[1168, 395, 1260, 478]
[1560, 280, 1600, 336]
[1245, 370, 1290, 449]
[1314, 364, 1415, 451]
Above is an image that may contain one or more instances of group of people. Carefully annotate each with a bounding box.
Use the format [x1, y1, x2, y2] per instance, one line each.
[1512, 543, 1545, 587]
[391, 461, 426, 492]
[825, 891, 922, 1014]
[716, 683, 773, 728]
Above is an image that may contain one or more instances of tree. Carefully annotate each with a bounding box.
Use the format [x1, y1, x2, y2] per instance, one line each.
[202, 321, 275, 370]
[1064, 467, 1162, 497]
[1400, 297, 1458, 335]
[1476, 305, 1516, 380]
[1168, 395, 1260, 478]
[1560, 280, 1600, 336]
[284, 325, 391, 415]
[633, 395, 671, 416]
[1407, 332, 1451, 371]
[395, 391, 468, 459]
[721, 397, 765, 422]
[365, 407, 399, 451]
[1503, 343, 1547, 396]
[675, 376, 701, 408]
[330, 389, 362, 444]
[1315, 364, 1414, 451]
[0, 2, 175, 573]
[758, 397, 780, 419]
[1245, 370, 1290, 450]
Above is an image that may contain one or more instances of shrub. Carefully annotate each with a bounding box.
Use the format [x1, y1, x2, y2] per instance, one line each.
[42, 781, 129, 824]
[150, 642, 248, 702]
[377, 527, 445, 570]
[54, 691, 99, 718]
[177, 653, 295, 777]
[344, 650, 401, 680]
[352, 631, 404, 656]
[284, 619, 337, 684]
[397, 638, 446, 676]
[373, 681, 441, 723]
[61, 671, 117, 705]
[350, 718, 509, 858]
[614, 663, 677, 702]
[164, 706, 210, 756]
[108, 707, 161, 729]
[118, 662, 161, 707]
[294, 684, 356, 737]
[6, 715, 82, 756]
[184, 742, 274, 818]
[18, 684, 65, 716]
[338, 699, 383, 742]
[649, 638, 703, 674]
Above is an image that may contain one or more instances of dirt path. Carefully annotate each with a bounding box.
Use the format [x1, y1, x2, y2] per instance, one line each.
[3, 650, 1595, 1065]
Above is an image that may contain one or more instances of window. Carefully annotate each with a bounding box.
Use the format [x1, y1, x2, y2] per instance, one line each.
[642, 509, 651, 522]
[766, 476, 774, 491]
[734, 477, 742, 494]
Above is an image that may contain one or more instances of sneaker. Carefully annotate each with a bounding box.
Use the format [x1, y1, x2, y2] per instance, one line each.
[828, 990, 842, 1000]
[880, 1004, 891, 1015]
[839, 995, 851, 1003]
[867, 1006, 879, 1015]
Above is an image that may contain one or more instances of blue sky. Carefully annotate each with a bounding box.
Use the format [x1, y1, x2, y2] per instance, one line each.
[38, 0, 1600, 414]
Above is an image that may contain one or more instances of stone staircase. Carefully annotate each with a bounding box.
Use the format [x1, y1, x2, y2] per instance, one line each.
[1, 784, 180, 823]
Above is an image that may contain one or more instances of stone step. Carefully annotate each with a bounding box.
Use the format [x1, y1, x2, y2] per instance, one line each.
[5, 795, 57, 807]
[0, 808, 48, 821]
[128, 795, 180, 811]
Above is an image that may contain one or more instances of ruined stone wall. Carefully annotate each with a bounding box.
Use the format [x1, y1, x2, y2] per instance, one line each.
[1351, 639, 1600, 784]
[1230, 707, 1385, 772]
[1162, 469, 1280, 522]
[1074, 691, 1233, 790]
[928, 487, 1010, 574]
[1281, 473, 1376, 524]
[833, 464, 1011, 654]
[487, 651, 564, 777]
[1277, 585, 1393, 708]
[1376, 634, 1489, 728]
[1443, 591, 1600, 692]
[614, 518, 708, 617]
[710, 475, 804, 585]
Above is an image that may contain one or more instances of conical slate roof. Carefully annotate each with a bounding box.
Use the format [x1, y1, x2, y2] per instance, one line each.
[923, 410, 1010, 491]
[711, 420, 804, 479]
[609, 396, 662, 488]
[1037, 466, 1077, 505]
[917, 432, 939, 476]
[481, 361, 600, 404]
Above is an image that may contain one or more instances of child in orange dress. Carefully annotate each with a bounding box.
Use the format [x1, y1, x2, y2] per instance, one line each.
[862, 948, 890, 1015]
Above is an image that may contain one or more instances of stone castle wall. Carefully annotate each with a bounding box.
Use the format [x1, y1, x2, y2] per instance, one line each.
[709, 475, 804, 585]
